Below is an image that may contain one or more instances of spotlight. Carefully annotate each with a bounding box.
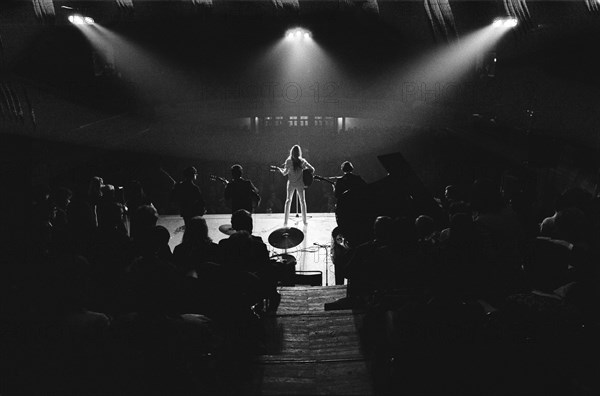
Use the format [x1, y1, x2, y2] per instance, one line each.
[492, 17, 518, 28]
[68, 14, 95, 25]
[285, 27, 312, 41]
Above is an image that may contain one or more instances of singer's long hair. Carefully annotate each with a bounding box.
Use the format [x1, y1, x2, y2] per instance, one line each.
[288, 145, 302, 170]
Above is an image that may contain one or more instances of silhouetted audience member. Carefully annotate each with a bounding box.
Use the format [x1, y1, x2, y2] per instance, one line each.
[218, 209, 279, 311]
[377, 216, 422, 292]
[130, 204, 159, 256]
[173, 216, 219, 276]
[325, 216, 394, 310]
[433, 213, 490, 302]
[470, 178, 526, 298]
[32, 255, 111, 395]
[540, 187, 592, 239]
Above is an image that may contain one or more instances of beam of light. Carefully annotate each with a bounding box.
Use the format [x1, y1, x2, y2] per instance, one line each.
[379, 22, 514, 123]
[71, 23, 197, 104]
[247, 27, 347, 115]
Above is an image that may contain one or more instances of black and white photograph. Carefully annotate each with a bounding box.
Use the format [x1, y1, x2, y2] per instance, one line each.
[2, 0, 600, 394]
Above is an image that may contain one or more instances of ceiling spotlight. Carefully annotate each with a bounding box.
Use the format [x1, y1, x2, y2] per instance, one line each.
[68, 14, 95, 25]
[285, 27, 312, 41]
[492, 17, 518, 28]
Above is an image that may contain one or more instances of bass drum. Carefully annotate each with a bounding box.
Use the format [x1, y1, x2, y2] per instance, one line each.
[270, 253, 297, 285]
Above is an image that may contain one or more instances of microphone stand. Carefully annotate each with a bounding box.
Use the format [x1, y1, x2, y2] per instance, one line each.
[314, 242, 331, 286]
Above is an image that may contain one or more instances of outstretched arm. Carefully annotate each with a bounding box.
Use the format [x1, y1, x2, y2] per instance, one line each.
[303, 159, 315, 173]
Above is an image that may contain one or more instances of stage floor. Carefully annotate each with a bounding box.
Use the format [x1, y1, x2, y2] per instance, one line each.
[158, 213, 341, 286]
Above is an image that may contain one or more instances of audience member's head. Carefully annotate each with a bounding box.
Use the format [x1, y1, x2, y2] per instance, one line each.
[231, 209, 253, 233]
[152, 225, 170, 246]
[131, 204, 158, 242]
[373, 216, 393, 242]
[415, 215, 435, 240]
[341, 161, 354, 173]
[182, 216, 212, 245]
[231, 164, 243, 179]
[554, 207, 586, 243]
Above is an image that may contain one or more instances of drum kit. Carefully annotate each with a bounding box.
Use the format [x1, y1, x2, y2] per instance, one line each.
[219, 223, 305, 283]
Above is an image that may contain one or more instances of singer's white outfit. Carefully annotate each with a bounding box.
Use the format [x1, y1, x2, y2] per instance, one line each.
[282, 158, 314, 225]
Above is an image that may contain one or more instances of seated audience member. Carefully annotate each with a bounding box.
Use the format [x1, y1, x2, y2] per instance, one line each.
[111, 247, 221, 396]
[325, 216, 394, 310]
[130, 204, 159, 258]
[41, 255, 111, 395]
[432, 213, 490, 303]
[524, 237, 575, 293]
[153, 225, 174, 263]
[173, 216, 219, 276]
[415, 215, 438, 247]
[470, 178, 526, 298]
[438, 201, 471, 243]
[378, 216, 422, 292]
[540, 187, 592, 239]
[128, 226, 181, 314]
[218, 209, 280, 311]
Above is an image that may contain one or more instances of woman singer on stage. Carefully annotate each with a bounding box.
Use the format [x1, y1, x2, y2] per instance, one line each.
[272, 145, 314, 226]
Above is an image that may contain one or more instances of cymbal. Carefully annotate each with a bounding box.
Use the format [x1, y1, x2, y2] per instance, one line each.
[218, 223, 235, 235]
[268, 227, 304, 249]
